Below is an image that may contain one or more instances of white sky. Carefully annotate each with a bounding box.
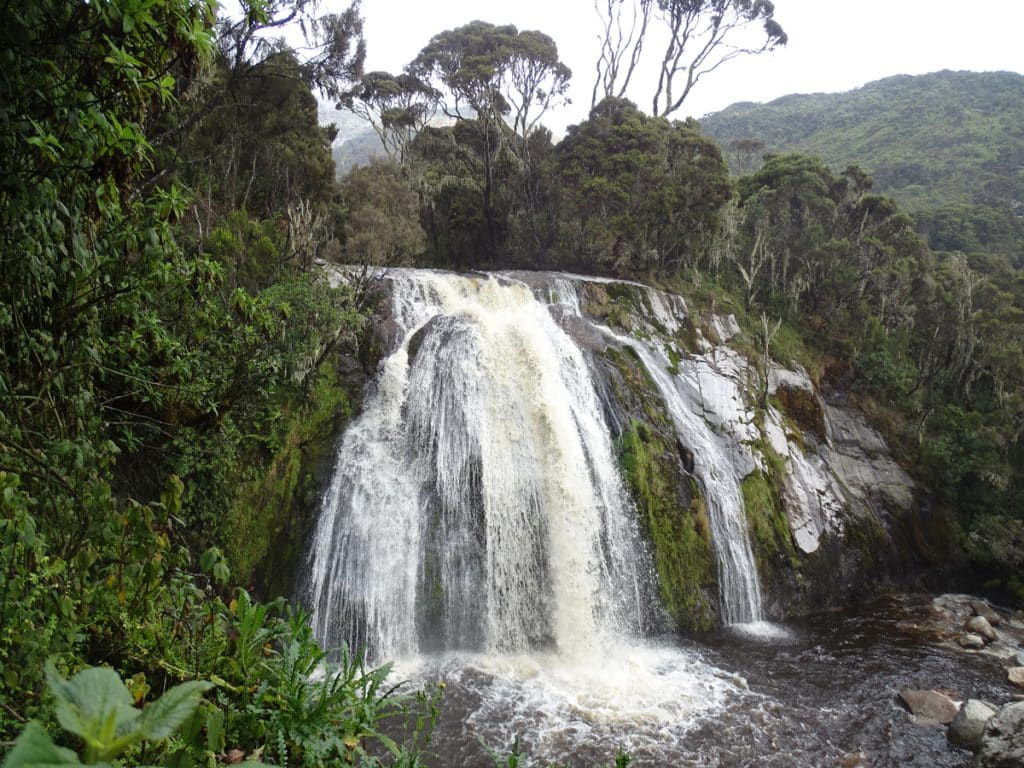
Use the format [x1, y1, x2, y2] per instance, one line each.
[326, 0, 1024, 134]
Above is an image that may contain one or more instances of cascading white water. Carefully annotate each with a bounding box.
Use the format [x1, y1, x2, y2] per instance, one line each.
[537, 275, 766, 625]
[306, 270, 654, 661]
[618, 339, 765, 624]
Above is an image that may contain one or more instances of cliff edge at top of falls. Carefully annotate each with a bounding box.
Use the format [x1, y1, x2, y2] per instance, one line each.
[337, 267, 969, 631]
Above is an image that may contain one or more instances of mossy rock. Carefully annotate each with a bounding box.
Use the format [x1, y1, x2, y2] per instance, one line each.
[619, 420, 716, 632]
[601, 345, 673, 432]
[775, 383, 826, 442]
[741, 469, 798, 580]
[224, 359, 354, 599]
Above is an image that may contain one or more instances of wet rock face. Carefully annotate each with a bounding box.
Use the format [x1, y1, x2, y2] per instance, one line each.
[769, 365, 827, 441]
[821, 402, 915, 515]
[973, 702, 1024, 768]
[357, 269, 945, 628]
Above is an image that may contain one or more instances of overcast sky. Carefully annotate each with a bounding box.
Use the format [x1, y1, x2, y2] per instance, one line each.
[331, 0, 1024, 134]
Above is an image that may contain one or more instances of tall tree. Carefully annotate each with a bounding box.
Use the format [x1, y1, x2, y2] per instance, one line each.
[556, 98, 730, 274]
[592, 0, 786, 117]
[409, 20, 571, 258]
[338, 71, 438, 161]
[216, 0, 365, 100]
[592, 0, 653, 108]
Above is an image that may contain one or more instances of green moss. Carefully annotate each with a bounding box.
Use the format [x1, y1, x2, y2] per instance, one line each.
[602, 346, 673, 431]
[775, 385, 826, 442]
[619, 420, 716, 632]
[666, 344, 681, 376]
[741, 468, 798, 576]
[224, 363, 352, 597]
[842, 513, 890, 571]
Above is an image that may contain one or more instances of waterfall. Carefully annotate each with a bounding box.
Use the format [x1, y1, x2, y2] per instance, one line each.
[305, 271, 654, 660]
[539, 275, 766, 625]
[615, 339, 764, 624]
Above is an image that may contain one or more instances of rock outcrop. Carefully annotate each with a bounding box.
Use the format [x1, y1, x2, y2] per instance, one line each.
[341, 268, 962, 629]
[973, 702, 1024, 768]
[948, 699, 998, 750]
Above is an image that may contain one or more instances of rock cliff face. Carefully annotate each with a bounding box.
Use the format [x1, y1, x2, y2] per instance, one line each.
[325, 267, 956, 633]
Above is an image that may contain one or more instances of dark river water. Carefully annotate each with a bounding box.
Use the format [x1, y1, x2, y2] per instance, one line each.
[387, 595, 1016, 768]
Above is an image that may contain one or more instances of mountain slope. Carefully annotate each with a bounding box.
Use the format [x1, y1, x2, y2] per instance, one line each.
[700, 70, 1024, 218]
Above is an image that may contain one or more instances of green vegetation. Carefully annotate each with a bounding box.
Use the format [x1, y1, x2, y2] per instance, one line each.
[741, 470, 798, 577]
[700, 71, 1024, 263]
[619, 422, 716, 632]
[2, 2, 1023, 763]
[0, 0, 438, 762]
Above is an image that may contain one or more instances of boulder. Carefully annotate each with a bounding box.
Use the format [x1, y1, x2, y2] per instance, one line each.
[965, 616, 998, 642]
[1008, 667, 1024, 688]
[973, 702, 1024, 768]
[972, 600, 1003, 626]
[1015, 651, 1024, 667]
[948, 699, 998, 750]
[960, 633, 987, 649]
[899, 689, 959, 724]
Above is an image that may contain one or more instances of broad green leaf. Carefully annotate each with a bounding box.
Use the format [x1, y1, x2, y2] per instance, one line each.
[2, 721, 81, 768]
[136, 681, 213, 741]
[45, 662, 138, 745]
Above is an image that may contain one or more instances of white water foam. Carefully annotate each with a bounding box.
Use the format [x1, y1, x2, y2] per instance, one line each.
[307, 271, 654, 660]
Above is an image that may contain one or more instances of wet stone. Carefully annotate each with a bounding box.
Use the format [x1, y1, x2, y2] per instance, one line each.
[972, 600, 1003, 626]
[947, 699, 998, 750]
[899, 689, 959, 724]
[960, 633, 986, 649]
[1008, 667, 1024, 688]
[965, 616, 998, 642]
[974, 702, 1024, 768]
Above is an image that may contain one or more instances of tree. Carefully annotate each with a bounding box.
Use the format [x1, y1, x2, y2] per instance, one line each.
[592, 0, 787, 117]
[592, 0, 654, 108]
[409, 21, 571, 258]
[338, 71, 438, 161]
[727, 137, 766, 174]
[340, 160, 426, 267]
[216, 0, 365, 101]
[556, 98, 730, 274]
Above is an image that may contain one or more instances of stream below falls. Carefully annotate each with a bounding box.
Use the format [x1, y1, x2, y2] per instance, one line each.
[386, 595, 1013, 768]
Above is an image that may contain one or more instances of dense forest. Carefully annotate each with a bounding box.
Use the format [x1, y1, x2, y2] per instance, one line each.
[700, 70, 1024, 264]
[1, 0, 1022, 766]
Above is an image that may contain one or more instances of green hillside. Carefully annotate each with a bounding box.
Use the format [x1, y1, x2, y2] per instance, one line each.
[700, 70, 1024, 260]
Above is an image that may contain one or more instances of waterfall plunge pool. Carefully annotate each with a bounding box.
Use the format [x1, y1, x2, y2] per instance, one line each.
[378, 596, 1011, 768]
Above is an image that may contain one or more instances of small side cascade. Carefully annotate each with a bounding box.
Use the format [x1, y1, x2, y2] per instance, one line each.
[544, 276, 766, 625]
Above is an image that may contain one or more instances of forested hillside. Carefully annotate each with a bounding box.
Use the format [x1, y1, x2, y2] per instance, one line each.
[700, 71, 1024, 263]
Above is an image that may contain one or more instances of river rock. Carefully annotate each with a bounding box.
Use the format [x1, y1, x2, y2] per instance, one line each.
[960, 633, 987, 649]
[1014, 651, 1024, 667]
[973, 702, 1024, 768]
[948, 699, 998, 750]
[965, 616, 998, 642]
[899, 689, 959, 724]
[1008, 667, 1024, 688]
[972, 600, 1003, 626]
